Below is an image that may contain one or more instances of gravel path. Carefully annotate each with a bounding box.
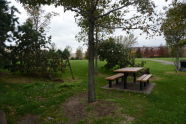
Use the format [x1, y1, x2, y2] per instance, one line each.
[148, 59, 174, 65]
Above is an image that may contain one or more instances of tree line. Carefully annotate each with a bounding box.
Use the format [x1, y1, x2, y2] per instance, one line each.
[0, 0, 71, 76]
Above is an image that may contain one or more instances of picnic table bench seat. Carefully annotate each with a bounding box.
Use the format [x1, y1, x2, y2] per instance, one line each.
[137, 74, 152, 90]
[105, 73, 124, 88]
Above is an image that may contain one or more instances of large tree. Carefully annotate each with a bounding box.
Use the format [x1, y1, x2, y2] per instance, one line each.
[12, 20, 51, 73]
[18, 0, 159, 103]
[161, 2, 186, 71]
[0, 0, 19, 68]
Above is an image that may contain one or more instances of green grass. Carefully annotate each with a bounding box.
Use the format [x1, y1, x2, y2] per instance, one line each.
[0, 59, 186, 124]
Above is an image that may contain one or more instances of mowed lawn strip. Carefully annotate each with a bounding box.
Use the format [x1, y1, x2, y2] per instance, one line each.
[0, 59, 186, 123]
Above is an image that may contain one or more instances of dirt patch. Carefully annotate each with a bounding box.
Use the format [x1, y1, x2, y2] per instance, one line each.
[17, 114, 39, 124]
[62, 93, 131, 124]
[63, 94, 87, 124]
[120, 114, 135, 124]
[0, 110, 7, 124]
[0, 72, 64, 84]
[87, 100, 116, 117]
[51, 78, 64, 83]
[62, 77, 80, 83]
[97, 73, 108, 78]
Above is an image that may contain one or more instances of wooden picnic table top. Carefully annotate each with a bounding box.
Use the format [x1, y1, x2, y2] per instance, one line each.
[114, 67, 143, 73]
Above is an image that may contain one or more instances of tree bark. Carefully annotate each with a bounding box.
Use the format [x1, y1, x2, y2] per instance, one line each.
[87, 13, 96, 103]
[94, 28, 98, 74]
[175, 47, 180, 72]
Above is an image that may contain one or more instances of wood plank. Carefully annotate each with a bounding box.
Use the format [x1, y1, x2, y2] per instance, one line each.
[137, 74, 147, 81]
[114, 67, 143, 73]
[105, 73, 124, 80]
[141, 74, 152, 82]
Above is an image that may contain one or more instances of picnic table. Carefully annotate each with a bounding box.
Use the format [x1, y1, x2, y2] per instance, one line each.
[114, 67, 143, 89]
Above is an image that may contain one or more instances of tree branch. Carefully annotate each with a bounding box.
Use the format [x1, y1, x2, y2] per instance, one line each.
[94, 0, 99, 10]
[96, 2, 135, 19]
[65, 7, 88, 17]
[96, 24, 141, 30]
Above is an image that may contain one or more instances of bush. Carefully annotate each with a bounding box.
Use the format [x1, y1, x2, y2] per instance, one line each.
[98, 38, 135, 69]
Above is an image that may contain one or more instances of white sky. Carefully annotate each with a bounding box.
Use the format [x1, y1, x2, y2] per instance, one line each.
[9, 0, 179, 52]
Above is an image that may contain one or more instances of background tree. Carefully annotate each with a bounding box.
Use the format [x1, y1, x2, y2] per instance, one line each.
[62, 48, 70, 58]
[136, 48, 142, 58]
[76, 47, 83, 60]
[161, 2, 186, 71]
[116, 34, 137, 48]
[84, 50, 89, 60]
[24, 5, 58, 31]
[12, 20, 51, 73]
[0, 0, 19, 68]
[18, 0, 160, 103]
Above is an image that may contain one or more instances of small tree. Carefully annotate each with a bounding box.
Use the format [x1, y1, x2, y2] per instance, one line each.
[136, 48, 142, 58]
[62, 47, 71, 59]
[98, 37, 135, 69]
[116, 34, 137, 48]
[161, 2, 186, 71]
[76, 47, 83, 60]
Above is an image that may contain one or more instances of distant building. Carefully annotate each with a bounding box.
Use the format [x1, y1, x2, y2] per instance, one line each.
[133, 46, 186, 58]
[132, 46, 169, 58]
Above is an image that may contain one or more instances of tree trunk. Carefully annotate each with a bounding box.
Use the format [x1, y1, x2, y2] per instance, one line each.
[87, 13, 96, 103]
[175, 47, 180, 72]
[95, 28, 98, 74]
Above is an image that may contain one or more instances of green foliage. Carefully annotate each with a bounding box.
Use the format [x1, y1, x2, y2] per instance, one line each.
[161, 3, 186, 48]
[10, 21, 54, 73]
[98, 38, 135, 69]
[0, 0, 19, 68]
[62, 48, 71, 59]
[161, 3, 186, 70]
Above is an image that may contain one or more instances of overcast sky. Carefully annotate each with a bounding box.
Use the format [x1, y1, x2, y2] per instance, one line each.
[9, 0, 178, 52]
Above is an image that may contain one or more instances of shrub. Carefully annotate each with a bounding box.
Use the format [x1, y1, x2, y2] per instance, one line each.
[98, 38, 135, 69]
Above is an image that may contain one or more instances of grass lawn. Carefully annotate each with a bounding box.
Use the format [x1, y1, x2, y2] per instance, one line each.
[0, 59, 186, 124]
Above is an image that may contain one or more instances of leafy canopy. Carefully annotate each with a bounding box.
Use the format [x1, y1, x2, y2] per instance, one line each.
[161, 3, 186, 47]
[0, 0, 19, 68]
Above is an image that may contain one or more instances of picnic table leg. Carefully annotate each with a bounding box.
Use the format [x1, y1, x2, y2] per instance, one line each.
[140, 81, 143, 90]
[109, 80, 112, 88]
[133, 73, 136, 83]
[123, 73, 128, 89]
[116, 79, 119, 85]
[147, 80, 149, 85]
[144, 82, 147, 87]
